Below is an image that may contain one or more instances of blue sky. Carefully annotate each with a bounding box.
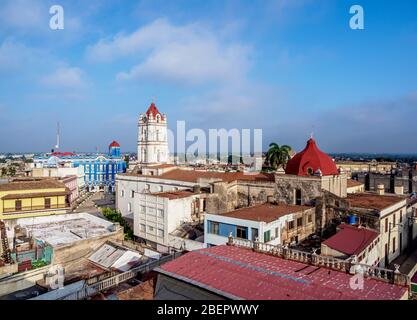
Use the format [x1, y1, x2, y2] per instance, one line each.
[0, 0, 417, 154]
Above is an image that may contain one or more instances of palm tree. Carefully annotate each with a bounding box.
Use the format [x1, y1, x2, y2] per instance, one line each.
[266, 143, 292, 170]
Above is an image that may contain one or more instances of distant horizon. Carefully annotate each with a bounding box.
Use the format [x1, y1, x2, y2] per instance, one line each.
[1, 1, 417, 153]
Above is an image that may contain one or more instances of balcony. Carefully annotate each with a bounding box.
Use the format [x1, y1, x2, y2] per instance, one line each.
[3, 204, 70, 214]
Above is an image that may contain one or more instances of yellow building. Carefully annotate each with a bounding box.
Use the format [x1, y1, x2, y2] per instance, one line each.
[0, 179, 70, 220]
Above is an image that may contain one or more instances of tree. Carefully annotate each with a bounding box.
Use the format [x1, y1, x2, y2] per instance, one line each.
[8, 166, 16, 177]
[265, 143, 292, 170]
[1, 167, 7, 177]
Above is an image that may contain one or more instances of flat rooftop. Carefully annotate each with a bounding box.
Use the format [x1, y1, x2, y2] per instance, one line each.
[150, 190, 196, 200]
[346, 192, 406, 211]
[218, 203, 312, 223]
[17, 213, 115, 247]
[156, 245, 407, 300]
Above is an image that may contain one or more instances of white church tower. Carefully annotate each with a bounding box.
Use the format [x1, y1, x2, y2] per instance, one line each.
[138, 102, 169, 164]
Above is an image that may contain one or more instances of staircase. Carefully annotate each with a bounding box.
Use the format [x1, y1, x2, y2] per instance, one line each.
[0, 221, 12, 264]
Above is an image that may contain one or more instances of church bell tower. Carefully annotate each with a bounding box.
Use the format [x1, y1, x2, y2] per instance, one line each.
[137, 102, 169, 164]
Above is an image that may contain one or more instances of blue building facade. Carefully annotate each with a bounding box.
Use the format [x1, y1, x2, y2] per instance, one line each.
[33, 141, 126, 193]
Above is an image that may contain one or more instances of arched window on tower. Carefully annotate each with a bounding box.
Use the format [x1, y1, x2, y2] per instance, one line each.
[156, 115, 160, 123]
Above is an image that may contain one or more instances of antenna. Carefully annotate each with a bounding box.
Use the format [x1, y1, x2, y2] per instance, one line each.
[55, 122, 60, 150]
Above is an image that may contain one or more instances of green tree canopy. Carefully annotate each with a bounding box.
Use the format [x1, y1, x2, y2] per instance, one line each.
[265, 143, 292, 170]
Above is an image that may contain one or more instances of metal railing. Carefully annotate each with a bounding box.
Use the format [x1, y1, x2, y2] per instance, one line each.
[227, 237, 409, 286]
[60, 252, 182, 300]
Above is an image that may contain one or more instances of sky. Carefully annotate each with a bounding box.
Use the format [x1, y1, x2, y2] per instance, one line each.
[0, 0, 417, 154]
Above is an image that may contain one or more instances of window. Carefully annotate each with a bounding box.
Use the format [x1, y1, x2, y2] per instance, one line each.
[148, 226, 154, 232]
[275, 227, 279, 238]
[146, 184, 150, 191]
[157, 209, 164, 218]
[400, 211, 403, 223]
[159, 186, 163, 192]
[209, 221, 219, 235]
[140, 224, 146, 232]
[288, 220, 295, 230]
[131, 190, 135, 198]
[297, 217, 303, 228]
[15, 200, 22, 211]
[393, 214, 396, 225]
[121, 190, 125, 197]
[45, 198, 51, 209]
[236, 226, 248, 239]
[393, 237, 396, 253]
[308, 214, 312, 223]
[307, 167, 313, 175]
[251, 228, 259, 241]
[128, 202, 132, 212]
[385, 218, 388, 233]
[295, 189, 302, 205]
[157, 229, 164, 237]
[141, 205, 146, 214]
[264, 230, 271, 242]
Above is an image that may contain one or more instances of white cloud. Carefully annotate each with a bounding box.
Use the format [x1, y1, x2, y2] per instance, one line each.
[41, 67, 87, 89]
[0, 39, 46, 71]
[0, 0, 46, 31]
[87, 19, 251, 85]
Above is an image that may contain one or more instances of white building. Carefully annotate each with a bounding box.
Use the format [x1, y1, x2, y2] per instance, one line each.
[134, 190, 206, 251]
[346, 192, 408, 268]
[137, 103, 169, 165]
[204, 203, 315, 247]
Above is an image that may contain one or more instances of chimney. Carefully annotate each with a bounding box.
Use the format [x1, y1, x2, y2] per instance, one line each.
[394, 185, 404, 195]
[377, 184, 385, 196]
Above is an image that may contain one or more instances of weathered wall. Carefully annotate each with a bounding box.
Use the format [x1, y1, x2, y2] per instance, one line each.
[52, 229, 124, 265]
[275, 175, 322, 205]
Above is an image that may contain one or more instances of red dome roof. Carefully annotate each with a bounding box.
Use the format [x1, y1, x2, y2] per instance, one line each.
[51, 152, 76, 157]
[146, 102, 165, 120]
[285, 138, 338, 176]
[109, 140, 120, 148]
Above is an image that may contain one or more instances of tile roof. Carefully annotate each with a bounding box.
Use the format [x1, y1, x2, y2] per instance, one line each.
[123, 169, 274, 183]
[219, 204, 312, 223]
[347, 179, 364, 188]
[346, 192, 406, 211]
[150, 190, 196, 200]
[322, 224, 379, 256]
[157, 245, 407, 300]
[0, 180, 66, 192]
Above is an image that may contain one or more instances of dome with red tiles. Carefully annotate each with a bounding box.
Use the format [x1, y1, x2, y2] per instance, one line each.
[146, 102, 165, 120]
[109, 140, 120, 148]
[285, 138, 338, 176]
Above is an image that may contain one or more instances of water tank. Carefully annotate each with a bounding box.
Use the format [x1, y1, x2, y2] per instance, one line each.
[348, 215, 357, 225]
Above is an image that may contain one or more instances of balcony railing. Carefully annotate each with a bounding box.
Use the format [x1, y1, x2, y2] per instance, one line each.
[3, 204, 70, 214]
[227, 236, 410, 287]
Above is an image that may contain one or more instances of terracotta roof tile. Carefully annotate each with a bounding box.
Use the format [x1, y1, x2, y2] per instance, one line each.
[219, 204, 312, 223]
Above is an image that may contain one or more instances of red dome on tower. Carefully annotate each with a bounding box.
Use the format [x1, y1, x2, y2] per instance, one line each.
[285, 138, 338, 176]
[109, 140, 120, 148]
[146, 102, 165, 120]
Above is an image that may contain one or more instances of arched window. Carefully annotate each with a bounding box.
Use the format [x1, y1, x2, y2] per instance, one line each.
[156, 115, 160, 123]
